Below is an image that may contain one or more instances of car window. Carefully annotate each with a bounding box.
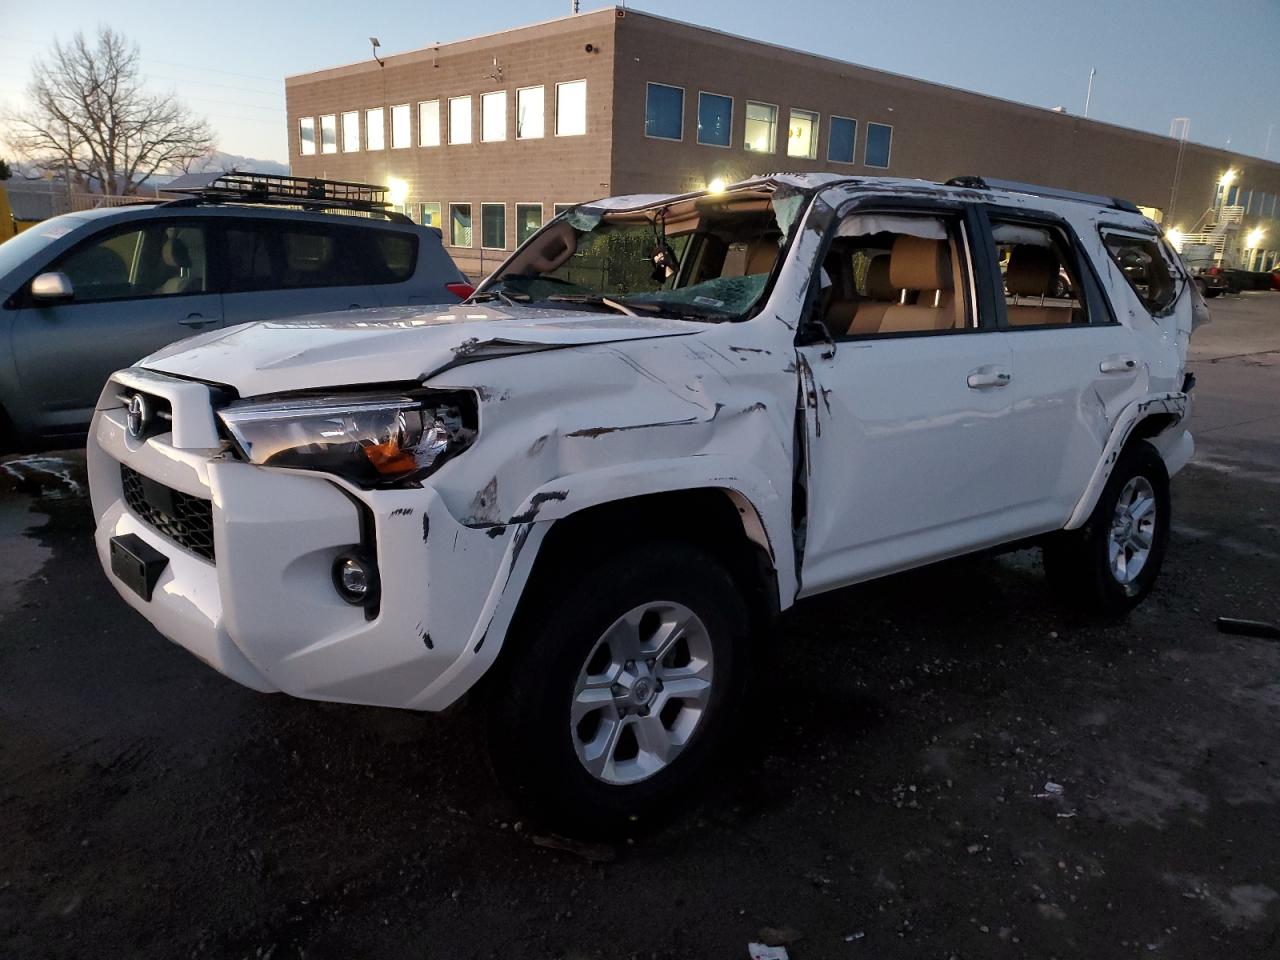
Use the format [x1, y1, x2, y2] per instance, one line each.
[821, 212, 971, 338]
[51, 222, 208, 302]
[223, 221, 416, 292]
[1101, 230, 1180, 314]
[988, 219, 1088, 327]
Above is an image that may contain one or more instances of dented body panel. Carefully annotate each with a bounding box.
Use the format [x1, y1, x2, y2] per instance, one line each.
[87, 174, 1199, 711]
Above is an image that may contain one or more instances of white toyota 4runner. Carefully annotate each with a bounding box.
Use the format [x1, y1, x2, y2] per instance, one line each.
[88, 174, 1203, 827]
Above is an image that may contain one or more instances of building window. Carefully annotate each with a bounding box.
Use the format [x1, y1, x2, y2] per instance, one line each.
[449, 203, 473, 247]
[481, 203, 506, 249]
[556, 80, 587, 136]
[828, 116, 856, 164]
[319, 114, 337, 154]
[298, 117, 316, 155]
[341, 111, 360, 151]
[515, 203, 543, 245]
[449, 96, 472, 145]
[516, 86, 544, 139]
[481, 91, 506, 143]
[645, 82, 683, 140]
[744, 101, 777, 153]
[418, 101, 440, 147]
[419, 202, 441, 228]
[553, 203, 576, 217]
[864, 122, 892, 168]
[365, 108, 385, 151]
[787, 109, 818, 159]
[697, 92, 732, 148]
[389, 104, 410, 149]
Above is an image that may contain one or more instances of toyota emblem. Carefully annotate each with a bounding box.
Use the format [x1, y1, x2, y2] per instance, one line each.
[126, 393, 152, 440]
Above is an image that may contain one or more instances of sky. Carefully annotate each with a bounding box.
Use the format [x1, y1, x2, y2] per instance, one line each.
[1, 0, 1277, 166]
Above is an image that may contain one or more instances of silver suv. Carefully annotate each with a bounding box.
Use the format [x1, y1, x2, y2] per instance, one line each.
[0, 172, 468, 451]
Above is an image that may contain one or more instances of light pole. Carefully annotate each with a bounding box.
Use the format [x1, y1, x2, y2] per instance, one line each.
[1083, 67, 1096, 118]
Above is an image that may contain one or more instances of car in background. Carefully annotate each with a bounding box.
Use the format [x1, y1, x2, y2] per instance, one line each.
[1272, 264, 1280, 292]
[0, 172, 471, 452]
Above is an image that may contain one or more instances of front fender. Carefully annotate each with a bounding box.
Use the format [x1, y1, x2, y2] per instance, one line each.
[1064, 391, 1189, 530]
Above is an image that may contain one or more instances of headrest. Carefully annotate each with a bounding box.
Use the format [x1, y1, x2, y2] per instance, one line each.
[1006, 244, 1058, 297]
[890, 235, 951, 291]
[745, 238, 779, 276]
[865, 254, 894, 300]
[162, 236, 191, 269]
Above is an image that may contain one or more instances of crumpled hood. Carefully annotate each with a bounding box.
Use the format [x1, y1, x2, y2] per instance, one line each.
[140, 303, 702, 397]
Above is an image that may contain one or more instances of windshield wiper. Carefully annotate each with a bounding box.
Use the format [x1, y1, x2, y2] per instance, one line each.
[469, 288, 529, 307]
[545, 294, 639, 317]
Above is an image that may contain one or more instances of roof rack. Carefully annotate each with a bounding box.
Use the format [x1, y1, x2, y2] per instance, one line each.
[944, 176, 1141, 215]
[159, 170, 413, 223]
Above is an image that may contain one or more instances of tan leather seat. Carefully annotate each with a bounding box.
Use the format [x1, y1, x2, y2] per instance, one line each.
[157, 236, 202, 295]
[847, 254, 896, 335]
[879, 235, 959, 333]
[721, 238, 779, 278]
[1005, 245, 1070, 327]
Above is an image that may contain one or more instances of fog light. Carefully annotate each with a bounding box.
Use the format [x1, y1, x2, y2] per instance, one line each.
[332, 553, 378, 605]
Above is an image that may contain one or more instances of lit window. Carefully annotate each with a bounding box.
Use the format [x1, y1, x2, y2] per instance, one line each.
[365, 108, 385, 151]
[390, 104, 410, 149]
[481, 91, 506, 142]
[449, 203, 473, 247]
[515, 203, 543, 245]
[481, 203, 506, 249]
[743, 101, 776, 153]
[319, 114, 337, 154]
[341, 111, 359, 151]
[645, 83, 683, 140]
[556, 80, 587, 136]
[298, 117, 316, 155]
[865, 122, 892, 168]
[828, 116, 856, 164]
[697, 92, 732, 148]
[418, 101, 440, 147]
[449, 96, 472, 144]
[787, 109, 818, 160]
[516, 86, 544, 139]
[419, 202, 441, 228]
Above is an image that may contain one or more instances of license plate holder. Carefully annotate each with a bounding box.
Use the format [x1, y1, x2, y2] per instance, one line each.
[109, 533, 169, 602]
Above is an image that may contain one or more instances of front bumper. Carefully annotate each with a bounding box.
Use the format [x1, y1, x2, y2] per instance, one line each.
[88, 371, 514, 711]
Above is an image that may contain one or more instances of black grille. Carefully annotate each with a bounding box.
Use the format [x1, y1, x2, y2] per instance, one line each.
[120, 465, 215, 562]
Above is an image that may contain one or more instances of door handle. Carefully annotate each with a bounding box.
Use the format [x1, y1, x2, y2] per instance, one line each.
[178, 313, 214, 327]
[967, 368, 1012, 389]
[1100, 356, 1138, 374]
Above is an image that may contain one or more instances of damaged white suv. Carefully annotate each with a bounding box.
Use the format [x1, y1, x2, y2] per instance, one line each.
[88, 174, 1201, 827]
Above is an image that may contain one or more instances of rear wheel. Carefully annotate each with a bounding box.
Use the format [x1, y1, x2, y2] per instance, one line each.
[1043, 441, 1170, 617]
[486, 541, 752, 832]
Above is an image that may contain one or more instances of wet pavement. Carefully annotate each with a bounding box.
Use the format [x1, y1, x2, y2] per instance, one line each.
[2, 294, 1279, 959]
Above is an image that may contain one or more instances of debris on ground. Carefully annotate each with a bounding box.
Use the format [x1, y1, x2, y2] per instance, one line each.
[529, 833, 616, 863]
[1215, 616, 1280, 640]
[757, 926, 803, 946]
[747, 943, 790, 960]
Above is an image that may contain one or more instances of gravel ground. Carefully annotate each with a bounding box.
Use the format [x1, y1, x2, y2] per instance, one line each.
[2, 293, 1278, 960]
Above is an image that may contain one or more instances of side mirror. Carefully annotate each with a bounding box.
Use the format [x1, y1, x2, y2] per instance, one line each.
[31, 271, 74, 303]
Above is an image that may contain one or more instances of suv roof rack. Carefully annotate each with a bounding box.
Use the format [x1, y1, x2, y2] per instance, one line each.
[159, 170, 413, 224]
[944, 176, 1141, 215]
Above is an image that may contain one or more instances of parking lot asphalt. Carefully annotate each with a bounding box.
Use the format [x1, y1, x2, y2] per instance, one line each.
[3, 293, 1279, 960]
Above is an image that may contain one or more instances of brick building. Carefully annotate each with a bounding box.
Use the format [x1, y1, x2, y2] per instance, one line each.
[285, 6, 1280, 276]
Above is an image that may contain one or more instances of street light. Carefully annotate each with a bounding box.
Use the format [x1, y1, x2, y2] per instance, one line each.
[370, 36, 384, 67]
[1219, 168, 1237, 187]
[707, 177, 727, 193]
[1245, 226, 1265, 250]
[1165, 226, 1184, 251]
[386, 176, 409, 208]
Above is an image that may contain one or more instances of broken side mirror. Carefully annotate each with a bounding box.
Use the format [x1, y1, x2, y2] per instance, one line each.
[31, 271, 74, 303]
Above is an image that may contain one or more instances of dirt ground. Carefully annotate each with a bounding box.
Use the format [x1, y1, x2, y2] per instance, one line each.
[2, 294, 1278, 960]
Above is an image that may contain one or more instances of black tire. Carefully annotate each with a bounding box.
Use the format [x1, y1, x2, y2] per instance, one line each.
[1204, 288, 1221, 299]
[485, 540, 752, 834]
[1043, 441, 1171, 618]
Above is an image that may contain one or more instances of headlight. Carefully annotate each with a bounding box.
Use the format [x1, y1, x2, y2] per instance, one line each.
[217, 391, 477, 488]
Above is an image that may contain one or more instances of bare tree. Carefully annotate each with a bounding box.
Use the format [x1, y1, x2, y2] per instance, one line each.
[2, 27, 215, 195]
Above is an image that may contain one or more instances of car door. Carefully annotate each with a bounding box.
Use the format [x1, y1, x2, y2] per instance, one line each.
[796, 205, 1022, 597]
[10, 217, 223, 435]
[980, 209, 1146, 530]
[219, 218, 380, 325]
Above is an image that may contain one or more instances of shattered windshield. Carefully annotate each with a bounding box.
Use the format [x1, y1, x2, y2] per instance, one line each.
[478, 190, 799, 321]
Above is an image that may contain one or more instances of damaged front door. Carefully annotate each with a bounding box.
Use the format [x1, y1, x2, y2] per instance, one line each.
[795, 208, 1019, 595]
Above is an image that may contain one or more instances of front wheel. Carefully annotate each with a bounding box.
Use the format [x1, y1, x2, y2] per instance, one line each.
[485, 541, 752, 832]
[1043, 441, 1171, 617]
